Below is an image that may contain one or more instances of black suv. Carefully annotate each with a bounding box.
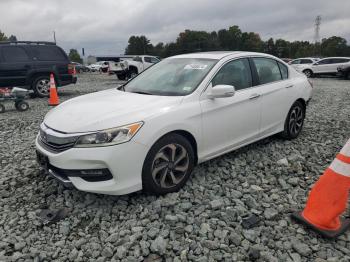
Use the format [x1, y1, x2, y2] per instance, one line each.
[0, 41, 77, 97]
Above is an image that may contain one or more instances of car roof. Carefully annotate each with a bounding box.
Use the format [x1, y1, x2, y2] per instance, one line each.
[170, 51, 277, 60]
[292, 57, 317, 60]
[319, 57, 350, 60]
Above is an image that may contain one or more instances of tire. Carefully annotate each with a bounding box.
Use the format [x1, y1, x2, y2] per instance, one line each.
[142, 133, 195, 195]
[116, 73, 126, 81]
[281, 101, 305, 140]
[130, 71, 138, 79]
[0, 104, 5, 113]
[32, 76, 50, 97]
[303, 69, 313, 78]
[15, 101, 29, 111]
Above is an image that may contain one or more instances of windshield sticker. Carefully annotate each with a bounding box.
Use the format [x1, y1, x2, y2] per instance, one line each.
[184, 64, 208, 70]
[183, 86, 192, 91]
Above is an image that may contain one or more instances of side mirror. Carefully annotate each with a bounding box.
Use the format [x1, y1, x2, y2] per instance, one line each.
[208, 84, 235, 99]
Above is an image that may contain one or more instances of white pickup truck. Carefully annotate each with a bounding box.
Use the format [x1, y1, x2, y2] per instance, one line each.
[108, 55, 160, 80]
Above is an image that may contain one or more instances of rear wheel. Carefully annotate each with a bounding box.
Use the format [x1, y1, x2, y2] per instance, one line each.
[116, 73, 126, 81]
[32, 76, 50, 97]
[15, 101, 29, 111]
[0, 104, 5, 113]
[142, 134, 195, 195]
[303, 69, 313, 78]
[281, 101, 305, 139]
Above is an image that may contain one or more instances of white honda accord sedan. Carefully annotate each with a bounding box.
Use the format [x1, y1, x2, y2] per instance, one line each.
[36, 51, 312, 195]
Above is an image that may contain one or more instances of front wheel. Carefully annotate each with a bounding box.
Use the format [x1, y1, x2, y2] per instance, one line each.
[281, 101, 305, 140]
[142, 134, 195, 195]
[303, 69, 313, 78]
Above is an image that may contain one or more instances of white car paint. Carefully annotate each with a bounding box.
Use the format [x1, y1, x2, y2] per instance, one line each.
[108, 55, 160, 77]
[302, 57, 350, 76]
[36, 51, 312, 195]
[289, 57, 318, 73]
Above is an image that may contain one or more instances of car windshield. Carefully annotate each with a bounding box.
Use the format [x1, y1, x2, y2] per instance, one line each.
[123, 58, 218, 96]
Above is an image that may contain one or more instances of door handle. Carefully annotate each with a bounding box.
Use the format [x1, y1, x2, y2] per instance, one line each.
[249, 94, 261, 100]
[285, 84, 294, 88]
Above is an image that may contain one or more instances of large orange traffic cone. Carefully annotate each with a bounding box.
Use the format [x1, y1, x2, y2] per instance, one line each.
[48, 73, 59, 106]
[292, 138, 350, 238]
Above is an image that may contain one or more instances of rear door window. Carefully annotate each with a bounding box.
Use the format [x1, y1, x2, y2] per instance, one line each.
[291, 59, 300, 65]
[2, 46, 31, 62]
[252, 57, 282, 85]
[28, 46, 67, 61]
[317, 59, 332, 65]
[331, 58, 350, 64]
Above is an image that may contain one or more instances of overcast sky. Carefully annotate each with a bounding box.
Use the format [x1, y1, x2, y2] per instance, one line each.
[1, 0, 349, 56]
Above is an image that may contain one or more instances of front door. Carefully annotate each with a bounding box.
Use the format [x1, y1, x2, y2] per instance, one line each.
[200, 58, 261, 158]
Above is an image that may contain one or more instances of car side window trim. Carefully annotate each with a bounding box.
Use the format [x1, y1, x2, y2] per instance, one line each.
[201, 56, 255, 94]
[249, 56, 289, 88]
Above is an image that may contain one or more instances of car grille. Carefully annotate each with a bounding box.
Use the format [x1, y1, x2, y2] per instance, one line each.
[39, 126, 78, 153]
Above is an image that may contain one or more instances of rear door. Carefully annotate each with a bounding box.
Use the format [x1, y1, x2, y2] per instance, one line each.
[0, 45, 33, 87]
[312, 58, 333, 73]
[27, 45, 70, 83]
[251, 57, 295, 136]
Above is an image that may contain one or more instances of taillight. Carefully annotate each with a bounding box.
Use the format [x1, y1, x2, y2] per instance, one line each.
[68, 64, 75, 75]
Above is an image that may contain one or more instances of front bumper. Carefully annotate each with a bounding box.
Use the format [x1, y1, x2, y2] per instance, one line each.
[35, 136, 149, 195]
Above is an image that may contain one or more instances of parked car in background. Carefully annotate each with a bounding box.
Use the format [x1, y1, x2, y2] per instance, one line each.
[108, 55, 160, 80]
[36, 51, 312, 195]
[0, 41, 77, 97]
[289, 57, 319, 74]
[337, 64, 350, 79]
[281, 58, 292, 63]
[302, 57, 350, 78]
[87, 61, 109, 72]
[72, 62, 89, 73]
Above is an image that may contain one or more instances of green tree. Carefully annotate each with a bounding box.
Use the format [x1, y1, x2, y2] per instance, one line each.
[321, 36, 348, 56]
[125, 36, 153, 55]
[68, 49, 82, 63]
[241, 32, 263, 52]
[0, 30, 8, 41]
[8, 35, 17, 42]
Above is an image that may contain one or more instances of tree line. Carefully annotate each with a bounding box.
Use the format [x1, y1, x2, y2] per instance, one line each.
[0, 30, 17, 42]
[125, 25, 350, 58]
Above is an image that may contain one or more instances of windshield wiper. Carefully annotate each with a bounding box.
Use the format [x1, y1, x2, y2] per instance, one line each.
[116, 83, 126, 91]
[130, 91, 153, 95]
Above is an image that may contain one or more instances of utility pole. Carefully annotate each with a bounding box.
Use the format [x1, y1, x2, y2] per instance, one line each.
[314, 15, 321, 44]
[314, 15, 321, 56]
[53, 31, 56, 44]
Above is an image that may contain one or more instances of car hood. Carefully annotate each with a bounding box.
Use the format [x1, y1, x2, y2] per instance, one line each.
[44, 89, 183, 133]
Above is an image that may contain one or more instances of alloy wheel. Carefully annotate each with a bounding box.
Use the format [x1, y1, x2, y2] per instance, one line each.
[288, 105, 303, 136]
[36, 79, 50, 96]
[151, 143, 189, 189]
[304, 70, 312, 78]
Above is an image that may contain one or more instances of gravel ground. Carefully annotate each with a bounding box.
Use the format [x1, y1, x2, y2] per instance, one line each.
[0, 73, 350, 262]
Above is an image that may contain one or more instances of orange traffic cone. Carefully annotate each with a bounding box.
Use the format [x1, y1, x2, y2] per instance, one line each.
[48, 73, 59, 106]
[292, 138, 350, 238]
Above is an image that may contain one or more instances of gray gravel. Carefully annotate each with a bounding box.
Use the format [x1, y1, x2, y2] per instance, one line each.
[0, 74, 350, 261]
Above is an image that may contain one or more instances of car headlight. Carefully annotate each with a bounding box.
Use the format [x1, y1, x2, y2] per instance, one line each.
[74, 122, 143, 148]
